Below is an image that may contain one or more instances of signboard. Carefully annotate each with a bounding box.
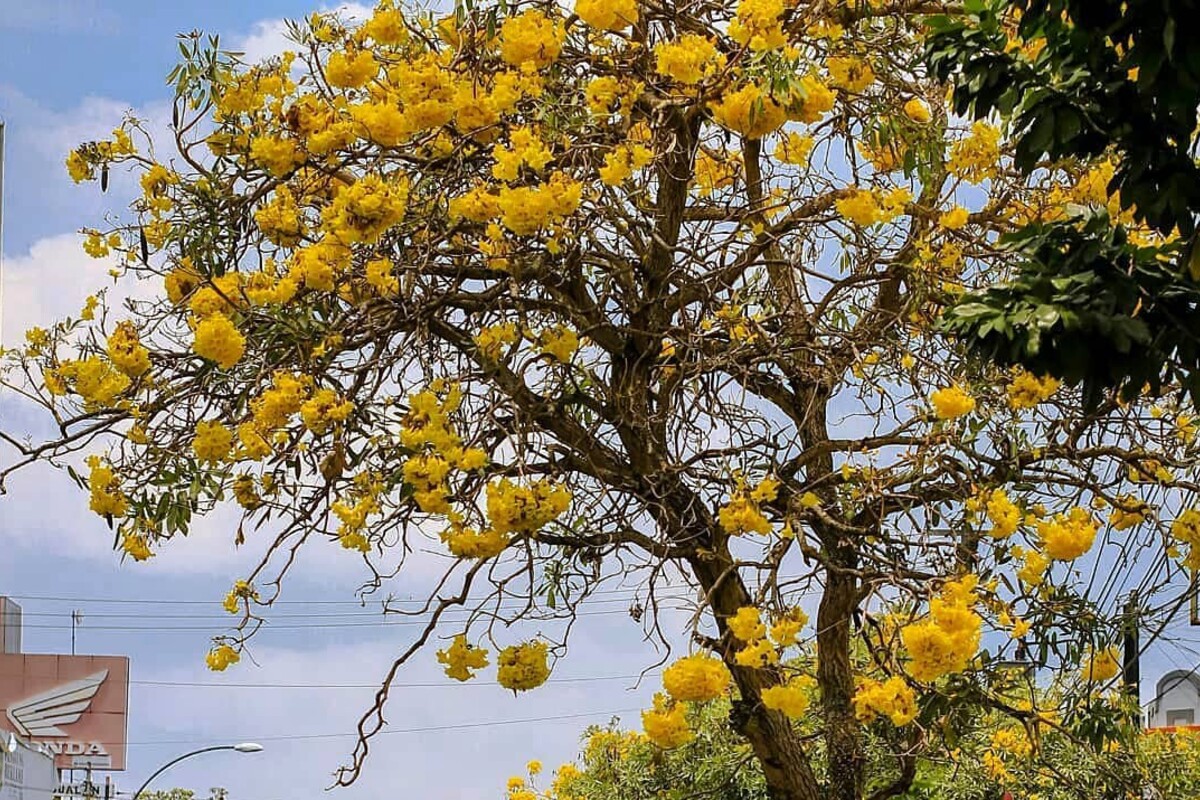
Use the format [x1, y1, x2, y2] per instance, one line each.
[1, 735, 58, 800]
[0, 655, 129, 771]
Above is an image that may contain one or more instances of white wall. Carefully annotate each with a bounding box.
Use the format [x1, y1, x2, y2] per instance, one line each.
[1149, 674, 1200, 727]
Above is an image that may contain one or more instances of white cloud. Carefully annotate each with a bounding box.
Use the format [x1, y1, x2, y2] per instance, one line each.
[232, 4, 373, 64]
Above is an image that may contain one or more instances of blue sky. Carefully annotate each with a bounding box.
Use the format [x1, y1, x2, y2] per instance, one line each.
[0, 3, 664, 800]
[3, 3, 1200, 799]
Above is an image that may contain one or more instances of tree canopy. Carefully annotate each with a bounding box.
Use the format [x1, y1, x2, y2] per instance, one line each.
[926, 0, 1200, 405]
[2, 2, 1199, 799]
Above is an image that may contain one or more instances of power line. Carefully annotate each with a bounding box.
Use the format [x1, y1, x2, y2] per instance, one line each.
[106, 707, 645, 748]
[128, 672, 660, 689]
[15, 594, 694, 620]
[15, 605, 705, 632]
[3, 586, 686, 605]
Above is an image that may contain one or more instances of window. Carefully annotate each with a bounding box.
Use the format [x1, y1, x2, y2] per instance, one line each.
[1167, 708, 1195, 727]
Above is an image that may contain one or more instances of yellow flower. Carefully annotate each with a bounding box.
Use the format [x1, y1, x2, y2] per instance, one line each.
[1082, 646, 1121, 683]
[642, 693, 691, 748]
[710, 85, 787, 139]
[437, 634, 490, 681]
[728, 0, 787, 52]
[537, 325, 581, 363]
[947, 121, 1001, 184]
[654, 35, 724, 86]
[498, 10, 564, 70]
[728, 606, 766, 642]
[985, 488, 1021, 539]
[826, 56, 875, 93]
[900, 576, 981, 681]
[939, 206, 970, 230]
[87, 455, 128, 518]
[497, 640, 551, 691]
[1038, 507, 1097, 561]
[325, 49, 379, 89]
[735, 637, 778, 668]
[930, 385, 975, 419]
[206, 644, 240, 672]
[761, 676, 817, 719]
[106, 321, 151, 378]
[836, 189, 882, 226]
[575, 0, 638, 31]
[1006, 368, 1060, 409]
[903, 98, 932, 123]
[854, 676, 916, 725]
[193, 420, 233, 464]
[121, 532, 154, 562]
[662, 654, 730, 702]
[192, 312, 246, 369]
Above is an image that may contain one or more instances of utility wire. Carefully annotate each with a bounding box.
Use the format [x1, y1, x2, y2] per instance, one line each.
[3, 586, 682, 605]
[128, 672, 659, 689]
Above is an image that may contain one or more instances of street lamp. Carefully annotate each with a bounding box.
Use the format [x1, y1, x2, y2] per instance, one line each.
[130, 743, 263, 800]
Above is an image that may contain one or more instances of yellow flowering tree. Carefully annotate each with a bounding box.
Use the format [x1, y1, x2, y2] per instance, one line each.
[2, 2, 1199, 799]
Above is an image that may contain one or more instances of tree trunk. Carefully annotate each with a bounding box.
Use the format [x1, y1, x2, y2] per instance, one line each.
[689, 553, 823, 800]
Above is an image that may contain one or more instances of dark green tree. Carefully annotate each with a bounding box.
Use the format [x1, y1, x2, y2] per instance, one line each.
[926, 0, 1200, 406]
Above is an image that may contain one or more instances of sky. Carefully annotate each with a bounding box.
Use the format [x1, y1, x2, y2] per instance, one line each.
[3, 2, 1200, 800]
[0, 3, 667, 800]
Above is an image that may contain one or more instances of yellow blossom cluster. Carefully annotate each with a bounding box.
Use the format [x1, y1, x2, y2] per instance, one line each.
[1037, 507, 1097, 561]
[900, 576, 982, 682]
[835, 188, 909, 227]
[1013, 546, 1051, 587]
[654, 35, 724, 86]
[985, 488, 1021, 539]
[575, 0, 637, 31]
[497, 640, 550, 691]
[726, 603, 806, 668]
[486, 478, 572, 535]
[1082, 646, 1121, 684]
[332, 472, 385, 551]
[1109, 495, 1149, 530]
[436, 634, 491, 681]
[87, 455, 128, 517]
[193, 420, 234, 463]
[1006, 368, 1060, 409]
[930, 385, 975, 419]
[718, 476, 779, 535]
[642, 692, 692, 748]
[536, 325, 581, 363]
[56, 357, 131, 407]
[947, 121, 1002, 183]
[498, 10, 563, 70]
[120, 532, 153, 562]
[853, 676, 917, 726]
[206, 644, 240, 672]
[826, 56, 875, 93]
[761, 675, 817, 719]
[710, 84, 787, 139]
[106, 321, 151, 378]
[661, 653, 730, 702]
[728, 0, 787, 52]
[192, 313, 246, 369]
[1171, 508, 1200, 569]
[222, 580, 260, 614]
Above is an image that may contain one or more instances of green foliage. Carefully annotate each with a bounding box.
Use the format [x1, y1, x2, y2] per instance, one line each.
[926, 0, 1200, 238]
[567, 702, 768, 800]
[940, 209, 1200, 408]
[927, 0, 1200, 400]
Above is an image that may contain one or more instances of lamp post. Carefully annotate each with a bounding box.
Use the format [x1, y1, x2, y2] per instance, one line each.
[130, 743, 263, 800]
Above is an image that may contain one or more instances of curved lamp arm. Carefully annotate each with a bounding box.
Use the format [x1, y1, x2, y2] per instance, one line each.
[131, 744, 263, 800]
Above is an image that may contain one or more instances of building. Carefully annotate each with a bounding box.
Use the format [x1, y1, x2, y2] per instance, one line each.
[1, 733, 58, 800]
[1146, 670, 1200, 729]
